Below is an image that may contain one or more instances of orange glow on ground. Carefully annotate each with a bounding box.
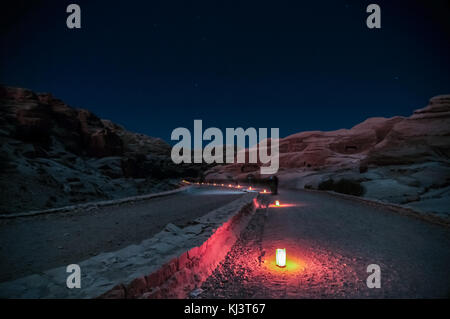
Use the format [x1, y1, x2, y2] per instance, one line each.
[263, 249, 307, 274]
[268, 203, 298, 208]
[200, 219, 364, 298]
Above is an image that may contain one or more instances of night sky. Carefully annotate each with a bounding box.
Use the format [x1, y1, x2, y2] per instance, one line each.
[1, 0, 449, 143]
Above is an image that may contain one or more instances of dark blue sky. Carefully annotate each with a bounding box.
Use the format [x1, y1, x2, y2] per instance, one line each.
[1, 0, 449, 142]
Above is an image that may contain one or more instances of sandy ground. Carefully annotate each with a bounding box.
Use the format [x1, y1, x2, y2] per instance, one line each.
[198, 189, 450, 298]
[0, 187, 244, 282]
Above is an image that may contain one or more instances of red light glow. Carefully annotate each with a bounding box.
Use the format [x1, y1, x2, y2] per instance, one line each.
[253, 198, 260, 209]
[203, 231, 361, 297]
[268, 201, 299, 208]
[264, 247, 306, 274]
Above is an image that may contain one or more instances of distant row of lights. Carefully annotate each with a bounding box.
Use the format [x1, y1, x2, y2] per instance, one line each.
[183, 180, 286, 268]
[184, 181, 282, 207]
[184, 181, 273, 193]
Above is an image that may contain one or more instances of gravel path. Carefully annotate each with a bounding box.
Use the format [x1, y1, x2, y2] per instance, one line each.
[0, 186, 244, 282]
[198, 189, 450, 298]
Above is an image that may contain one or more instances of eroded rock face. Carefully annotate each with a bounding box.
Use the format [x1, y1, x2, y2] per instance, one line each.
[205, 95, 450, 216]
[0, 85, 202, 214]
[366, 95, 450, 166]
[411, 95, 450, 119]
[208, 95, 450, 177]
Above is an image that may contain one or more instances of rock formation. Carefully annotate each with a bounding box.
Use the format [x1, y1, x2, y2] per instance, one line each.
[0, 85, 204, 214]
[205, 95, 450, 217]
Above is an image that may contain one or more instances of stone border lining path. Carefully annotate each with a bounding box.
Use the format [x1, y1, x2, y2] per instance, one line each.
[0, 185, 192, 219]
[304, 188, 449, 227]
[99, 191, 259, 299]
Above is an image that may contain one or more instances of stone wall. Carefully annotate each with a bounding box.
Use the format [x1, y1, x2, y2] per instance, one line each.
[100, 192, 258, 299]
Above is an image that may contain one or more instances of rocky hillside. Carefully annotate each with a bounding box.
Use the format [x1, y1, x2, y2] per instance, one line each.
[0, 85, 203, 214]
[206, 95, 450, 218]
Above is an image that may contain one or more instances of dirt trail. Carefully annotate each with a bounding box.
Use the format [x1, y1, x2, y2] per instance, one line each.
[199, 189, 450, 298]
[0, 187, 244, 282]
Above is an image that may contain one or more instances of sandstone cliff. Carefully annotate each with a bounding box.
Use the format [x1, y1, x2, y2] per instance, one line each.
[205, 95, 450, 218]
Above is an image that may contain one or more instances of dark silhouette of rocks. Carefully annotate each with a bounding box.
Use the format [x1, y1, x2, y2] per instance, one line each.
[0, 85, 203, 214]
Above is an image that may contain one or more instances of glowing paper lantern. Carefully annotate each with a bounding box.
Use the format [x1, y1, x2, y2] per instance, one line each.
[276, 248, 286, 267]
[263, 189, 267, 193]
[249, 187, 252, 190]
[275, 200, 280, 207]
